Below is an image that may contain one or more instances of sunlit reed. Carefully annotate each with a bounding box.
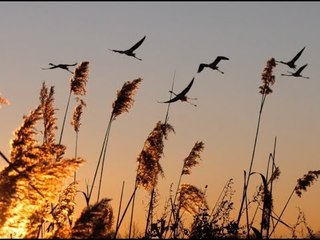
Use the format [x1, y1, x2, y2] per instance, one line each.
[0, 84, 84, 238]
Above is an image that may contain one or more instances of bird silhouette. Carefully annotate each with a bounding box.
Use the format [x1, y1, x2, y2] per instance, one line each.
[41, 63, 77, 74]
[158, 78, 197, 107]
[281, 64, 309, 79]
[275, 46, 306, 69]
[108, 35, 146, 61]
[197, 56, 229, 74]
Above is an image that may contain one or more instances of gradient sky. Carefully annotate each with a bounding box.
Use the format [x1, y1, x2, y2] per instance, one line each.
[0, 2, 319, 237]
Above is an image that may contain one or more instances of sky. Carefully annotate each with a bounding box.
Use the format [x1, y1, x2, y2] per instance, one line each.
[0, 2, 319, 238]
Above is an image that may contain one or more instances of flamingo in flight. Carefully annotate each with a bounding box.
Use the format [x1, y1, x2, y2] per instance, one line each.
[41, 63, 77, 74]
[158, 78, 197, 107]
[281, 64, 310, 79]
[108, 35, 146, 61]
[275, 46, 306, 69]
[197, 56, 229, 74]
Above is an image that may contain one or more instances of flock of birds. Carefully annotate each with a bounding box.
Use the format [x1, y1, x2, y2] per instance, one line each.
[41, 36, 310, 107]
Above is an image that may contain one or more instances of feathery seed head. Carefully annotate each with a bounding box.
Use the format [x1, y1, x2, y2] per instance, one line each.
[112, 78, 142, 120]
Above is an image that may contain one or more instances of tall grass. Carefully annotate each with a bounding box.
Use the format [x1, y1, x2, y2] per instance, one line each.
[236, 58, 277, 236]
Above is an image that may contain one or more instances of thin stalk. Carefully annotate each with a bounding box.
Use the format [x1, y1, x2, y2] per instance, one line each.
[114, 186, 138, 239]
[128, 181, 137, 238]
[88, 114, 113, 204]
[165, 171, 182, 238]
[59, 89, 72, 145]
[269, 188, 295, 237]
[74, 131, 78, 182]
[145, 188, 155, 237]
[237, 93, 267, 230]
[266, 137, 277, 238]
[97, 115, 113, 202]
[116, 181, 125, 230]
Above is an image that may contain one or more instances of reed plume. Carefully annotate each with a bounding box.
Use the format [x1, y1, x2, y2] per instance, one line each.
[89, 78, 142, 204]
[111, 78, 142, 120]
[48, 181, 78, 238]
[237, 58, 277, 233]
[136, 121, 175, 191]
[71, 198, 114, 239]
[294, 170, 320, 197]
[71, 61, 89, 96]
[59, 61, 89, 145]
[71, 98, 86, 133]
[181, 141, 204, 176]
[177, 183, 208, 216]
[0, 94, 10, 107]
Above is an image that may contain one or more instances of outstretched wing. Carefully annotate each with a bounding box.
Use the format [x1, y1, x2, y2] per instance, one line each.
[159, 78, 195, 103]
[295, 64, 308, 75]
[65, 63, 77, 67]
[211, 56, 229, 66]
[197, 64, 206, 73]
[178, 78, 195, 97]
[159, 94, 183, 104]
[127, 35, 146, 52]
[290, 46, 306, 64]
[109, 48, 125, 54]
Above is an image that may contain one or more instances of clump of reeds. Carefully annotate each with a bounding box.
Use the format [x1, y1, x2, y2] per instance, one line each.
[71, 198, 114, 239]
[0, 83, 84, 238]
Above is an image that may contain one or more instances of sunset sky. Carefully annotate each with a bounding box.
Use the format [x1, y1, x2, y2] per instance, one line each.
[0, 2, 319, 237]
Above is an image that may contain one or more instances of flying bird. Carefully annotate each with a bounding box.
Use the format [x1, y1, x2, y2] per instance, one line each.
[158, 78, 197, 107]
[197, 56, 229, 74]
[41, 63, 77, 74]
[281, 64, 309, 79]
[275, 46, 306, 69]
[108, 35, 146, 61]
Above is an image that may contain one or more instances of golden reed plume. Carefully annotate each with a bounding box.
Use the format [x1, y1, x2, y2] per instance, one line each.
[71, 198, 114, 239]
[112, 78, 142, 120]
[70, 61, 89, 96]
[136, 121, 175, 191]
[178, 183, 208, 216]
[0, 83, 84, 238]
[48, 181, 78, 238]
[182, 141, 204, 175]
